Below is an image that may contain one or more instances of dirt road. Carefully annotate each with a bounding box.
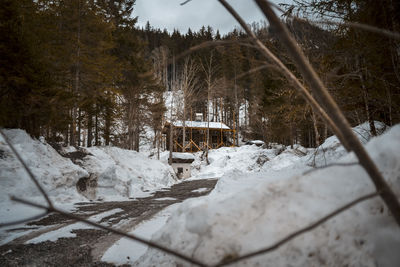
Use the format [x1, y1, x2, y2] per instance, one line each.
[0, 178, 217, 266]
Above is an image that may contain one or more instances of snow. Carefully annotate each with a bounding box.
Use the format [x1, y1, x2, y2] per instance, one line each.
[2, 122, 399, 266]
[0, 130, 88, 204]
[191, 188, 209, 193]
[0, 129, 177, 244]
[172, 120, 230, 130]
[136, 124, 400, 267]
[245, 140, 265, 145]
[190, 145, 309, 180]
[79, 146, 177, 200]
[101, 203, 180, 265]
[26, 208, 123, 244]
[171, 152, 195, 160]
[307, 121, 387, 167]
[154, 197, 177, 201]
[0, 129, 89, 240]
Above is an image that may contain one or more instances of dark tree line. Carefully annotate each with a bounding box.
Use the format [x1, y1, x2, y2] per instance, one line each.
[0, 0, 164, 150]
[1, 0, 399, 150]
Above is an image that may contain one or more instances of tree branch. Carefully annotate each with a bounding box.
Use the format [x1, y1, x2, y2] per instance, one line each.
[236, 63, 280, 79]
[0, 129, 53, 208]
[11, 196, 208, 267]
[217, 0, 351, 152]
[254, 0, 400, 226]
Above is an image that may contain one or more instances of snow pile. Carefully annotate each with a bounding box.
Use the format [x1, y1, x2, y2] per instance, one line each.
[190, 144, 311, 179]
[0, 129, 88, 234]
[0, 129, 88, 205]
[78, 146, 177, 200]
[307, 121, 387, 167]
[261, 144, 311, 171]
[136, 125, 400, 266]
[0, 129, 177, 229]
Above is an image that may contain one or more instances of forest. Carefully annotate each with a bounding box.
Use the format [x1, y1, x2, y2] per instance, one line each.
[1, 0, 399, 150]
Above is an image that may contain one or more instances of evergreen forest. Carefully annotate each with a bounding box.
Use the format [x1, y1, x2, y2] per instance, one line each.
[1, 0, 399, 150]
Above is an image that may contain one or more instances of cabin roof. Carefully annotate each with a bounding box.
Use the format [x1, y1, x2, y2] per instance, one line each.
[170, 120, 230, 130]
[171, 152, 195, 163]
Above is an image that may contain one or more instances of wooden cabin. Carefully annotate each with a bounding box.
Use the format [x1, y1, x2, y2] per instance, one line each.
[162, 120, 236, 152]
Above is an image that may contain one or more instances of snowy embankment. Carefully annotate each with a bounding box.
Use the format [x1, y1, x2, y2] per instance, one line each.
[136, 123, 400, 267]
[72, 146, 177, 200]
[0, 130, 89, 225]
[0, 129, 177, 229]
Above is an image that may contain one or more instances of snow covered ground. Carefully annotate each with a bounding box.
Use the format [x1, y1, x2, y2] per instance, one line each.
[135, 123, 400, 267]
[0, 129, 177, 244]
[1, 122, 399, 266]
[101, 203, 180, 265]
[76, 146, 177, 200]
[0, 129, 89, 241]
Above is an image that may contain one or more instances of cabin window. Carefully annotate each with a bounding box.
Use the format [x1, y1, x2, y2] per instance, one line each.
[177, 167, 183, 174]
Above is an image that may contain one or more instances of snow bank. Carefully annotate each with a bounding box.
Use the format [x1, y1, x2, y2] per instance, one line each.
[136, 125, 400, 266]
[190, 143, 311, 179]
[0, 129, 88, 204]
[307, 121, 387, 167]
[0, 129, 177, 230]
[0, 129, 88, 235]
[78, 146, 177, 200]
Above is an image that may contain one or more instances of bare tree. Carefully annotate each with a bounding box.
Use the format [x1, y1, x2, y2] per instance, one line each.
[179, 57, 199, 152]
[151, 47, 169, 159]
[200, 52, 219, 164]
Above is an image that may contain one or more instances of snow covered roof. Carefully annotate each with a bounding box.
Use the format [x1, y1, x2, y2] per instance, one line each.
[172, 152, 195, 160]
[245, 140, 265, 146]
[171, 152, 195, 163]
[172, 121, 230, 130]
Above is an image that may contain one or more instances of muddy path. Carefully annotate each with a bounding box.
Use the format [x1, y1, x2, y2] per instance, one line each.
[0, 178, 217, 266]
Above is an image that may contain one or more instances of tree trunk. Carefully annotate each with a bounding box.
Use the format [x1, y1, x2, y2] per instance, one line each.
[95, 105, 99, 146]
[322, 122, 328, 143]
[168, 124, 173, 165]
[77, 109, 81, 146]
[71, 0, 81, 147]
[157, 130, 161, 160]
[311, 109, 320, 147]
[134, 121, 140, 152]
[385, 83, 393, 126]
[182, 105, 186, 152]
[358, 58, 377, 136]
[87, 111, 93, 147]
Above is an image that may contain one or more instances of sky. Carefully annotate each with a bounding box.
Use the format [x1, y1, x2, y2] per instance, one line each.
[133, 0, 293, 35]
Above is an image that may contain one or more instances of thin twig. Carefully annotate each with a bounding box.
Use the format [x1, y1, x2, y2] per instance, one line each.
[0, 212, 48, 228]
[236, 63, 279, 79]
[0, 129, 53, 208]
[303, 162, 359, 176]
[11, 196, 208, 267]
[254, 0, 400, 226]
[216, 191, 380, 266]
[318, 20, 400, 40]
[180, 0, 193, 5]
